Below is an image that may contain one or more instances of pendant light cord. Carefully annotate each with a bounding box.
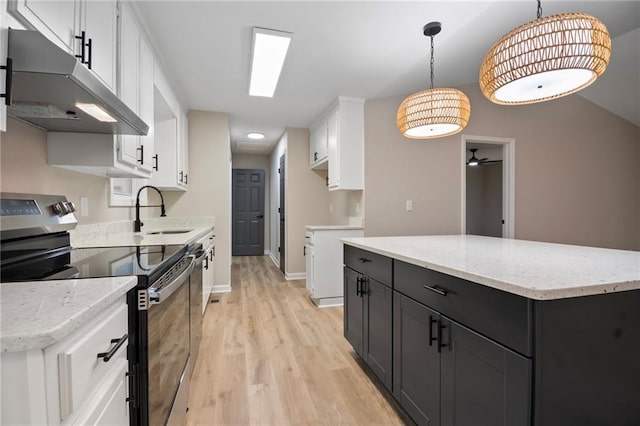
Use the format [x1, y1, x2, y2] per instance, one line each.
[537, 0, 542, 19]
[429, 34, 435, 90]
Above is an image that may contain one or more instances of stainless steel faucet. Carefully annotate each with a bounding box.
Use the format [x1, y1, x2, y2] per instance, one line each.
[134, 185, 166, 232]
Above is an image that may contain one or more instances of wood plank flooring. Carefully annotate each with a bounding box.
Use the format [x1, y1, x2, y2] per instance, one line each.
[185, 255, 410, 425]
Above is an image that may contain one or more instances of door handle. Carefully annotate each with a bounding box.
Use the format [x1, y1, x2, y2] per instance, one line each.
[257, 214, 264, 219]
[1, 57, 13, 106]
[75, 31, 86, 63]
[97, 334, 128, 362]
[424, 284, 447, 296]
[428, 315, 438, 346]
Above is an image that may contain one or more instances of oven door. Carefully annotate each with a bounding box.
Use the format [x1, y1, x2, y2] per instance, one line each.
[146, 255, 195, 426]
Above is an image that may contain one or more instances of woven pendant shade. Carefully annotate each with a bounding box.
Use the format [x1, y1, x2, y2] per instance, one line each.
[480, 12, 611, 105]
[397, 88, 471, 139]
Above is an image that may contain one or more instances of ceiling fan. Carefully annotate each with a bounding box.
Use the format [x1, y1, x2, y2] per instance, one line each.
[467, 148, 502, 166]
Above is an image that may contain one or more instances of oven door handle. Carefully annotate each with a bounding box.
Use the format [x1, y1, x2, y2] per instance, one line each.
[148, 255, 196, 305]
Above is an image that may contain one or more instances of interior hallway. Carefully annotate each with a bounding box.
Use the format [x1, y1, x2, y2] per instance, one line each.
[185, 256, 409, 425]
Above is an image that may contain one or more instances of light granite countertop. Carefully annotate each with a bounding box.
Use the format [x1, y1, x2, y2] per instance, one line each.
[1, 277, 137, 352]
[71, 216, 215, 248]
[341, 235, 640, 300]
[306, 225, 364, 231]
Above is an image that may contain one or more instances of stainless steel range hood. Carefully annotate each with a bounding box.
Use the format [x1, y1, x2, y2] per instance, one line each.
[7, 29, 149, 135]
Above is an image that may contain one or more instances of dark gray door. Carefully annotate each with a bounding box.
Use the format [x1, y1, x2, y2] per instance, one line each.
[393, 292, 441, 426]
[232, 169, 265, 256]
[363, 277, 393, 391]
[440, 318, 531, 426]
[279, 154, 285, 274]
[343, 267, 363, 356]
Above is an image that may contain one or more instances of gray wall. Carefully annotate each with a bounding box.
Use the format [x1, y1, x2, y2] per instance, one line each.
[364, 83, 640, 250]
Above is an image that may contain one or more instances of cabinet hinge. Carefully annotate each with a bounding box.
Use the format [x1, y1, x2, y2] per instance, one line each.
[137, 289, 149, 311]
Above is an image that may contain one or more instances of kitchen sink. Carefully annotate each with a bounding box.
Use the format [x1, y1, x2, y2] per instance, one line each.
[145, 229, 193, 235]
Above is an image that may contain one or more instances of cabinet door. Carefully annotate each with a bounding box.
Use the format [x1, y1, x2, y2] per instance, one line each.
[8, 0, 78, 53]
[139, 35, 155, 172]
[305, 244, 314, 296]
[118, 6, 140, 167]
[1, 1, 7, 132]
[363, 277, 392, 390]
[310, 120, 328, 166]
[326, 107, 339, 187]
[393, 292, 441, 426]
[178, 110, 189, 187]
[440, 318, 531, 426]
[81, 0, 117, 92]
[343, 267, 363, 356]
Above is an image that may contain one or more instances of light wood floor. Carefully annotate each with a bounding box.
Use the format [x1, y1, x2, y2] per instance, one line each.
[185, 256, 410, 425]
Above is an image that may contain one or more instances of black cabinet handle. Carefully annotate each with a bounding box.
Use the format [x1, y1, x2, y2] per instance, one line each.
[137, 145, 144, 164]
[314, 151, 318, 161]
[86, 37, 93, 69]
[209, 249, 213, 262]
[179, 171, 184, 183]
[437, 320, 443, 353]
[424, 284, 447, 296]
[361, 277, 369, 296]
[204, 255, 209, 270]
[153, 154, 159, 171]
[358, 257, 371, 264]
[356, 276, 361, 297]
[428, 315, 438, 346]
[97, 334, 128, 362]
[185, 174, 188, 185]
[75, 31, 86, 63]
[303, 245, 306, 256]
[257, 214, 264, 219]
[1, 57, 12, 106]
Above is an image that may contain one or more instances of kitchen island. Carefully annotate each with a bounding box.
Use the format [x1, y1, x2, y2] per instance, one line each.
[341, 235, 640, 426]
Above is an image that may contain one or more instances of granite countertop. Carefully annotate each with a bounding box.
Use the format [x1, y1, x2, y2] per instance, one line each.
[306, 225, 364, 231]
[71, 216, 215, 248]
[341, 235, 640, 300]
[1, 277, 137, 352]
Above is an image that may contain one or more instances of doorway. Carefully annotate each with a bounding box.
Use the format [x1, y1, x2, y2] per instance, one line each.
[232, 169, 265, 256]
[279, 154, 286, 274]
[461, 135, 515, 238]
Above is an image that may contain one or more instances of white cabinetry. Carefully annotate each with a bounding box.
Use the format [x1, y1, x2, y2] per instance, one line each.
[1, 297, 129, 425]
[8, 0, 118, 93]
[149, 64, 189, 191]
[309, 118, 328, 169]
[118, 2, 154, 173]
[1, 0, 8, 132]
[304, 227, 364, 307]
[198, 230, 215, 313]
[310, 97, 364, 190]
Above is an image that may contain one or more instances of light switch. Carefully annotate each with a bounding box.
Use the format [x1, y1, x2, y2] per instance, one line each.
[406, 200, 414, 211]
[80, 196, 89, 217]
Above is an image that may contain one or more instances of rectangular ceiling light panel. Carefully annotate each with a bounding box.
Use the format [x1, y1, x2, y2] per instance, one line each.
[249, 28, 292, 97]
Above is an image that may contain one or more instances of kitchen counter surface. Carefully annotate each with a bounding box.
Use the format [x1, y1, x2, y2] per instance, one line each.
[71, 216, 215, 248]
[341, 235, 640, 300]
[306, 225, 364, 231]
[1, 276, 137, 352]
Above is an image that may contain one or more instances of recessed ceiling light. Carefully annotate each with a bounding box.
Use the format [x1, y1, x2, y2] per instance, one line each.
[249, 27, 292, 97]
[247, 132, 265, 140]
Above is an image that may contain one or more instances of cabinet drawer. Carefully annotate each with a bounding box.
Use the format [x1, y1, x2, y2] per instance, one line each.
[55, 302, 128, 420]
[344, 245, 392, 287]
[394, 260, 533, 357]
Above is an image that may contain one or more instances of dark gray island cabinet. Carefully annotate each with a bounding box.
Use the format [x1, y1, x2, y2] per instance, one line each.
[343, 242, 640, 426]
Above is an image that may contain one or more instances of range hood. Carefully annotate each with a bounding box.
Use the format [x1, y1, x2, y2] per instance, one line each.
[6, 29, 149, 135]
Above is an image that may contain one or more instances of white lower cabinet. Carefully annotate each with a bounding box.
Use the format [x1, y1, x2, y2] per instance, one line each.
[0, 297, 129, 425]
[304, 228, 364, 307]
[198, 230, 215, 314]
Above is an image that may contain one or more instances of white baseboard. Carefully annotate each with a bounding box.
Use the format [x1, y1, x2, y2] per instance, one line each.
[269, 252, 280, 267]
[264, 249, 270, 256]
[285, 272, 306, 280]
[211, 284, 231, 293]
[311, 296, 344, 308]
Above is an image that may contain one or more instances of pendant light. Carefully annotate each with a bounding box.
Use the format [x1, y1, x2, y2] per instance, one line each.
[397, 22, 470, 139]
[479, 0, 611, 105]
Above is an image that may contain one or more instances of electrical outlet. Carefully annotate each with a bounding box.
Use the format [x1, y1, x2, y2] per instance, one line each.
[406, 200, 414, 212]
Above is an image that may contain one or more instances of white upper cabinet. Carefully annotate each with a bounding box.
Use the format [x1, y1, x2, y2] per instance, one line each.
[309, 117, 328, 169]
[118, 2, 154, 173]
[149, 64, 188, 191]
[313, 97, 365, 191]
[8, 0, 117, 93]
[1, 0, 8, 132]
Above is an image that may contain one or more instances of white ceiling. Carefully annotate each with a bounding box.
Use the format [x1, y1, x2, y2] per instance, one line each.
[135, 1, 640, 154]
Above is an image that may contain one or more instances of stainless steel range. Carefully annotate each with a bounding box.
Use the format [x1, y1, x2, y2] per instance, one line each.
[0, 193, 198, 426]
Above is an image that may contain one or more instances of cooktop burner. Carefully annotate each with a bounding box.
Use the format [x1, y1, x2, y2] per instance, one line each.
[1, 244, 188, 284]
